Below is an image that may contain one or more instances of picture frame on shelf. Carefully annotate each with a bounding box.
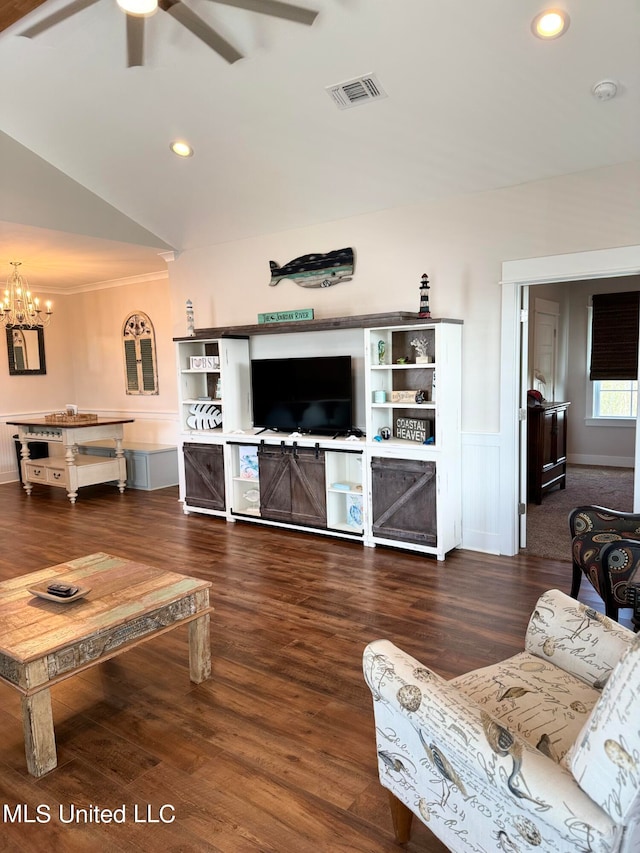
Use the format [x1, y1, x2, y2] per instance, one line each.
[346, 493, 363, 529]
[238, 446, 259, 479]
[189, 355, 219, 370]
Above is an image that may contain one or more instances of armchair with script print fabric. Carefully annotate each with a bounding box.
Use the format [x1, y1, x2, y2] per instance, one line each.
[363, 589, 640, 852]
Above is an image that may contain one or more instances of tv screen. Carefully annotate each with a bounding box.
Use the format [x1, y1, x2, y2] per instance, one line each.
[251, 355, 353, 436]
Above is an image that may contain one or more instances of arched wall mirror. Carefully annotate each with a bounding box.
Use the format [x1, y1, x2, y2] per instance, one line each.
[6, 327, 46, 375]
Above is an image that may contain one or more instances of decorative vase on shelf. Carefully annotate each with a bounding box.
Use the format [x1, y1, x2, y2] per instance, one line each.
[377, 339, 386, 365]
[410, 336, 431, 364]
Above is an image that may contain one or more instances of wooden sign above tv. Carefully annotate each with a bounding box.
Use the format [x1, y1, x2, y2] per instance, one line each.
[257, 309, 314, 324]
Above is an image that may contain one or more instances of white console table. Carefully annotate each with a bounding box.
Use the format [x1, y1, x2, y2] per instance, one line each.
[8, 417, 134, 504]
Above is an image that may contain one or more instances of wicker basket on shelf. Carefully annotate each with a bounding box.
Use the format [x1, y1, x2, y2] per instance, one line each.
[44, 412, 99, 425]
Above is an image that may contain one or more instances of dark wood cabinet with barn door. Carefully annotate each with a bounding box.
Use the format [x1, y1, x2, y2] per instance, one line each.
[527, 402, 570, 504]
[371, 456, 437, 546]
[258, 443, 327, 528]
[183, 442, 226, 512]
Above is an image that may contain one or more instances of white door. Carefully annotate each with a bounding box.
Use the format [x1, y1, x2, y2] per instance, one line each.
[533, 299, 560, 400]
[519, 288, 530, 547]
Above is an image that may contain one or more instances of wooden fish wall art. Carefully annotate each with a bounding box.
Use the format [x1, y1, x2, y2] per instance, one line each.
[269, 248, 354, 288]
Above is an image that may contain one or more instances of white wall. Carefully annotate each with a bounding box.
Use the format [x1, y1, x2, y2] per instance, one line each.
[68, 275, 178, 444]
[0, 288, 73, 414]
[170, 161, 640, 436]
[168, 160, 640, 552]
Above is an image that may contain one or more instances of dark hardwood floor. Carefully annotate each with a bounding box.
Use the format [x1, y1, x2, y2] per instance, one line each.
[0, 481, 623, 852]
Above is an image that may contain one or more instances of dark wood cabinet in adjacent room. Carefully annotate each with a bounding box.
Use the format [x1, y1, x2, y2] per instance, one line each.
[258, 444, 327, 528]
[183, 442, 226, 511]
[371, 456, 437, 546]
[527, 402, 570, 504]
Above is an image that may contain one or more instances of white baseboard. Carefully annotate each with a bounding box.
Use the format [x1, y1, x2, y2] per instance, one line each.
[568, 454, 634, 468]
[461, 530, 501, 554]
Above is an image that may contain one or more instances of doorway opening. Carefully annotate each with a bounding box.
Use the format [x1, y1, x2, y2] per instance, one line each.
[499, 245, 640, 557]
[522, 278, 638, 558]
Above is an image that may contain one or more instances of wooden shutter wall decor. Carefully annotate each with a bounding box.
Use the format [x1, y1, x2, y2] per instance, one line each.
[590, 291, 640, 381]
[122, 312, 159, 395]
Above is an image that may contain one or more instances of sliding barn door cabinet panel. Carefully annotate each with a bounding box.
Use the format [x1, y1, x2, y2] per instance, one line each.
[227, 439, 365, 540]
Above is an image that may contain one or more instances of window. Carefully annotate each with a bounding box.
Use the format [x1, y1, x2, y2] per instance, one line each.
[589, 290, 639, 381]
[593, 379, 637, 418]
[122, 312, 158, 395]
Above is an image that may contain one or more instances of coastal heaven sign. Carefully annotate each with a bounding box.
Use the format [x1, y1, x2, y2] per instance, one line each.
[395, 417, 428, 442]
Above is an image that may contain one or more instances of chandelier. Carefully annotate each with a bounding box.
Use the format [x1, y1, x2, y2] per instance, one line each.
[0, 262, 53, 328]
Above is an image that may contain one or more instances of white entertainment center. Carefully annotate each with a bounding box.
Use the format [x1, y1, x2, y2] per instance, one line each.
[174, 312, 462, 560]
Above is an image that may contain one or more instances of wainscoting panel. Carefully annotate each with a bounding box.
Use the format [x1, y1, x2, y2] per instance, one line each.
[0, 411, 50, 484]
[0, 422, 19, 484]
[461, 432, 502, 554]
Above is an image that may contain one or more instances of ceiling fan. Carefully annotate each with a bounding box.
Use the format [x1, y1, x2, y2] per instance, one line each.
[20, 0, 319, 67]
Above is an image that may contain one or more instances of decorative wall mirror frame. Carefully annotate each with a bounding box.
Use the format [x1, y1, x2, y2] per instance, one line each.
[6, 326, 47, 375]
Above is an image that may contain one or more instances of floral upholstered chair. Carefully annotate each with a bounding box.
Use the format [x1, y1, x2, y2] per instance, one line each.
[569, 505, 640, 621]
[363, 589, 640, 852]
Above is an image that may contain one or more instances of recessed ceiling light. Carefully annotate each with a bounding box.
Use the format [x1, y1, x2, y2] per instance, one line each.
[170, 141, 194, 158]
[531, 9, 570, 39]
[117, 0, 158, 15]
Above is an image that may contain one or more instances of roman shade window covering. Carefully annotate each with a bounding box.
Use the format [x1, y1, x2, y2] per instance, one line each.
[589, 291, 640, 381]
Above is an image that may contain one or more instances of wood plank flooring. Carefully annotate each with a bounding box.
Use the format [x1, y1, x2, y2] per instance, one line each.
[0, 482, 625, 852]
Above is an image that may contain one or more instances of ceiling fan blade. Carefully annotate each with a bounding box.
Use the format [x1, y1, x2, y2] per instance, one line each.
[159, 1, 243, 64]
[20, 0, 102, 38]
[208, 0, 318, 26]
[126, 13, 145, 67]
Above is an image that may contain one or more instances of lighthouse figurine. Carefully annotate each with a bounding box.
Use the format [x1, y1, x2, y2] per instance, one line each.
[418, 273, 431, 318]
[186, 299, 195, 337]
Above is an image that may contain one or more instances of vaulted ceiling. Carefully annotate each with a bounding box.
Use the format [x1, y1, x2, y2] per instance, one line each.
[0, 0, 638, 291]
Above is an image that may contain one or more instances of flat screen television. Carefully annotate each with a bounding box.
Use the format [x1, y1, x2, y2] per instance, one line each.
[251, 355, 353, 436]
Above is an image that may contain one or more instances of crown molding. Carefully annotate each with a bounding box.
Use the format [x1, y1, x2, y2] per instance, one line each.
[47, 269, 170, 295]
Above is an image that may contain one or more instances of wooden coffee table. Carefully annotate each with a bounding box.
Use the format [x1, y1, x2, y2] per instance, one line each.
[0, 553, 212, 777]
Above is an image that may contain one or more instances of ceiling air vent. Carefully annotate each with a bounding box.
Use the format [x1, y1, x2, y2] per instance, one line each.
[326, 74, 388, 110]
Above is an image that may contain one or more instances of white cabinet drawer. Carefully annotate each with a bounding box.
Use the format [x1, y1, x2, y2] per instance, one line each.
[47, 467, 67, 486]
[24, 463, 47, 481]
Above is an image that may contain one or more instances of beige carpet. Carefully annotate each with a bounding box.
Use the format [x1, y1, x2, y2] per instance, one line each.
[523, 465, 635, 561]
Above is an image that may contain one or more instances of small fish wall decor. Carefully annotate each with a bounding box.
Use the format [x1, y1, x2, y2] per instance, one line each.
[269, 247, 354, 289]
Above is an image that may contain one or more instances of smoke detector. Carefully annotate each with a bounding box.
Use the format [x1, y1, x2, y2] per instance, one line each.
[326, 74, 388, 110]
[592, 80, 618, 101]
